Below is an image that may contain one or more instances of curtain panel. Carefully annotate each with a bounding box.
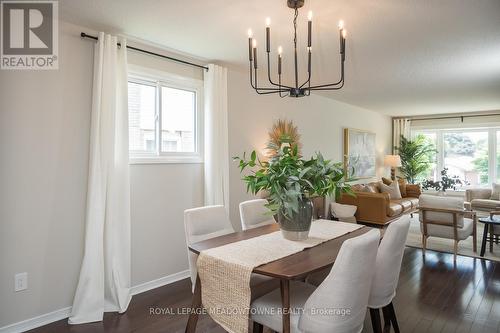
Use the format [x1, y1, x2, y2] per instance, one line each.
[203, 64, 230, 214]
[393, 118, 411, 153]
[69, 32, 131, 324]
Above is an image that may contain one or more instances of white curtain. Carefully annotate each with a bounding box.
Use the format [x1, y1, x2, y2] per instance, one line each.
[393, 118, 411, 153]
[69, 32, 131, 324]
[204, 64, 230, 214]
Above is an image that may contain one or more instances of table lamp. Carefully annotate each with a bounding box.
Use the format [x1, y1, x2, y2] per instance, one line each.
[384, 155, 402, 181]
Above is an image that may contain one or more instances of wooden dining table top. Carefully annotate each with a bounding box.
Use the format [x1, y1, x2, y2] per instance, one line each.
[188, 221, 375, 280]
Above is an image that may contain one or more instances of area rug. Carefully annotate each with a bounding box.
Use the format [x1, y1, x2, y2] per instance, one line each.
[406, 213, 500, 262]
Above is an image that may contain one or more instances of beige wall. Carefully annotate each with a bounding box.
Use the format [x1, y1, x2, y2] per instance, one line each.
[0, 21, 391, 329]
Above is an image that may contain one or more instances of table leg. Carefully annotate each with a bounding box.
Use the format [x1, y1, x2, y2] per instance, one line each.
[280, 279, 290, 333]
[185, 275, 201, 333]
[480, 224, 489, 257]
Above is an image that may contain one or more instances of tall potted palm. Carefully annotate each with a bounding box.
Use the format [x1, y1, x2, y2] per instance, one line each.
[234, 145, 352, 240]
[396, 135, 436, 183]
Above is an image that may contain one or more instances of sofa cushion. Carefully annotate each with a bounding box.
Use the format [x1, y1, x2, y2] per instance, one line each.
[471, 199, 500, 209]
[420, 218, 473, 240]
[392, 199, 412, 212]
[380, 181, 402, 200]
[419, 194, 465, 228]
[406, 197, 419, 209]
[388, 202, 403, 217]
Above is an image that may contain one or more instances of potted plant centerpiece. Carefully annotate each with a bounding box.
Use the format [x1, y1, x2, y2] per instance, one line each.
[234, 144, 352, 240]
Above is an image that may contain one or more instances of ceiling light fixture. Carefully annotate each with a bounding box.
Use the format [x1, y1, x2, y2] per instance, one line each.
[247, 0, 346, 98]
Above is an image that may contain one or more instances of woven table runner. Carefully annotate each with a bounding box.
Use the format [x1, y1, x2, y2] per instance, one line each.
[197, 220, 363, 333]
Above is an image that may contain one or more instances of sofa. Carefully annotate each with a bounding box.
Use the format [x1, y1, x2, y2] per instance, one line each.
[338, 179, 421, 226]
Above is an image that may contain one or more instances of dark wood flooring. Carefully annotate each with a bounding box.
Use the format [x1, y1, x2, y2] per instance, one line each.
[27, 247, 500, 333]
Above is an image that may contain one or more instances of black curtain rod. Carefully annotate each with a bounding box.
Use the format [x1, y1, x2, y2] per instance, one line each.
[80, 32, 209, 71]
[395, 113, 500, 122]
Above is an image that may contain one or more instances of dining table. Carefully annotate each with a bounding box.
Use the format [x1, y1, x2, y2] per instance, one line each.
[184, 221, 375, 333]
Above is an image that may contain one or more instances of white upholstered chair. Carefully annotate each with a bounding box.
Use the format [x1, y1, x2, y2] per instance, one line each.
[251, 229, 380, 333]
[183, 205, 235, 291]
[239, 199, 275, 230]
[368, 215, 411, 333]
[418, 194, 477, 261]
[184, 205, 278, 296]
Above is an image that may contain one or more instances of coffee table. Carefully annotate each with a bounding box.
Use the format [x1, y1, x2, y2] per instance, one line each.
[478, 216, 500, 257]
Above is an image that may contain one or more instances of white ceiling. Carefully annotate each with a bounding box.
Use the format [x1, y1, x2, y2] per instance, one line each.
[60, 0, 500, 116]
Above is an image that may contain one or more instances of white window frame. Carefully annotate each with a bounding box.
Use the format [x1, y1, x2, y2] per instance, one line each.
[412, 127, 499, 188]
[128, 65, 204, 164]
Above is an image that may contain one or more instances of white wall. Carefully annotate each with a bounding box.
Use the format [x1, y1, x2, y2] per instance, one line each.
[0, 21, 391, 329]
[226, 68, 392, 226]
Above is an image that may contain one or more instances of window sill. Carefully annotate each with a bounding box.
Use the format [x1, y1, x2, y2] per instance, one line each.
[129, 156, 203, 165]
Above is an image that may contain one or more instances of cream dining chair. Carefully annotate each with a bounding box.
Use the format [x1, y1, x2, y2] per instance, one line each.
[368, 215, 410, 333]
[239, 199, 275, 230]
[183, 205, 278, 296]
[183, 205, 235, 291]
[251, 229, 380, 333]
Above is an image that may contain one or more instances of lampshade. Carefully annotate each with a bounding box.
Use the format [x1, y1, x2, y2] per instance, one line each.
[384, 155, 402, 167]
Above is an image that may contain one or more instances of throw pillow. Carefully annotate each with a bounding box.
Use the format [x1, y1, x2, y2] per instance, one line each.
[491, 183, 500, 200]
[398, 178, 408, 197]
[381, 177, 392, 185]
[379, 181, 402, 200]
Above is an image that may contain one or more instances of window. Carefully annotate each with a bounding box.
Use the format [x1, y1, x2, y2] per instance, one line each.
[128, 71, 202, 163]
[412, 128, 499, 189]
[444, 131, 488, 187]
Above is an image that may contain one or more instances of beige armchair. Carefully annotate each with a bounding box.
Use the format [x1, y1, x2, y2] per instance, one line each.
[466, 188, 500, 212]
[419, 195, 477, 261]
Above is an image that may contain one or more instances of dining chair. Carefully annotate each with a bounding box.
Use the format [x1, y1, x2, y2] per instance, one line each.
[251, 229, 380, 333]
[368, 215, 410, 333]
[184, 205, 235, 291]
[418, 194, 477, 261]
[184, 205, 278, 296]
[239, 199, 275, 230]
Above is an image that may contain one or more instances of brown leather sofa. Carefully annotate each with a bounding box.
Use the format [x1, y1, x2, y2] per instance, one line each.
[338, 180, 421, 226]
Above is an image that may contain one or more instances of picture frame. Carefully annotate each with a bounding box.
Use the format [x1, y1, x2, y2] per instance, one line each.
[343, 128, 377, 180]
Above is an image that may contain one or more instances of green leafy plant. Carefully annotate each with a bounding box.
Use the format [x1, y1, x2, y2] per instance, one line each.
[421, 168, 466, 192]
[396, 135, 437, 183]
[233, 145, 353, 218]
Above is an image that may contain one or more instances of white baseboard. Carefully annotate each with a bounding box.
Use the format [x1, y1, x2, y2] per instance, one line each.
[0, 270, 190, 333]
[130, 269, 190, 295]
[0, 307, 72, 333]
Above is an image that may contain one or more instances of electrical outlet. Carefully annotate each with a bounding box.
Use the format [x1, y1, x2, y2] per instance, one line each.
[14, 272, 27, 292]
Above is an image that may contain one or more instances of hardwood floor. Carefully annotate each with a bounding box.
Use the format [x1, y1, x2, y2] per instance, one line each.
[27, 247, 500, 333]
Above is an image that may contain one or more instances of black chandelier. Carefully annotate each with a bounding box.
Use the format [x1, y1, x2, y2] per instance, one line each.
[247, 0, 346, 98]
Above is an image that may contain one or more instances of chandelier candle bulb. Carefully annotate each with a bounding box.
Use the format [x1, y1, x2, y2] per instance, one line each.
[338, 20, 344, 30]
[248, 29, 253, 61]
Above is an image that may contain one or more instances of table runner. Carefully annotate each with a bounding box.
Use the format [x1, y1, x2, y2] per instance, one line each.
[196, 220, 363, 333]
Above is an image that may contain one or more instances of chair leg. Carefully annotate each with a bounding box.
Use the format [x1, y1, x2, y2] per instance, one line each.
[422, 235, 427, 255]
[382, 306, 392, 331]
[369, 308, 383, 333]
[490, 230, 494, 253]
[252, 321, 263, 333]
[454, 240, 458, 262]
[472, 221, 477, 253]
[387, 302, 400, 333]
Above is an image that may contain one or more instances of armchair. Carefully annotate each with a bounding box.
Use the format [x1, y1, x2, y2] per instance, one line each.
[419, 194, 477, 261]
[466, 188, 500, 212]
